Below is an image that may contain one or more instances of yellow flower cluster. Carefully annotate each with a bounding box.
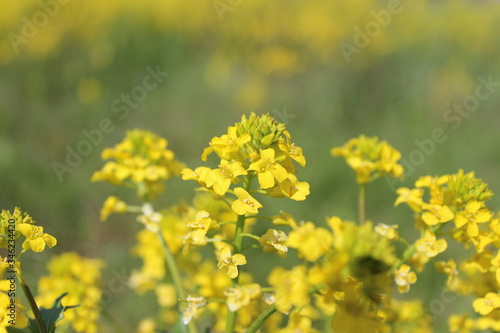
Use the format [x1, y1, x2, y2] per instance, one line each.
[0, 207, 56, 253]
[0, 260, 27, 332]
[89, 118, 500, 332]
[183, 113, 309, 205]
[36, 252, 104, 333]
[332, 135, 403, 184]
[92, 129, 184, 201]
[394, 170, 500, 332]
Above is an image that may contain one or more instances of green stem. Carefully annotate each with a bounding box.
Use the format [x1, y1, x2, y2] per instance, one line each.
[225, 212, 246, 333]
[359, 183, 367, 224]
[247, 303, 277, 333]
[391, 244, 417, 272]
[157, 229, 199, 333]
[241, 233, 260, 241]
[225, 175, 253, 333]
[18, 269, 47, 333]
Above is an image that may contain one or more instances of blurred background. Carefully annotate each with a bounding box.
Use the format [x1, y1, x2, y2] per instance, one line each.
[1, 0, 499, 331]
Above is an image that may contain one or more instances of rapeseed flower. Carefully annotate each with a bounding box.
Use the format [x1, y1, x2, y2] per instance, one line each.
[217, 246, 247, 279]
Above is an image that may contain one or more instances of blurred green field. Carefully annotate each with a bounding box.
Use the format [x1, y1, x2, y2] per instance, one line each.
[1, 0, 500, 331]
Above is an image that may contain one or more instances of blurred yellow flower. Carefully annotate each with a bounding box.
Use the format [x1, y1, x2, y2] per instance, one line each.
[269, 266, 309, 314]
[394, 264, 417, 293]
[473, 292, 500, 316]
[286, 222, 331, 261]
[454, 201, 492, 237]
[415, 230, 447, 258]
[421, 203, 454, 226]
[259, 228, 288, 257]
[224, 283, 261, 312]
[182, 296, 206, 325]
[99, 195, 127, 221]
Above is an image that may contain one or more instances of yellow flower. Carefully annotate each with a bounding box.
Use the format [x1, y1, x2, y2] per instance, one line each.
[378, 143, 403, 177]
[205, 160, 247, 195]
[415, 230, 447, 258]
[448, 314, 475, 333]
[394, 264, 417, 293]
[491, 251, 500, 284]
[36, 253, 103, 333]
[182, 296, 206, 325]
[202, 126, 250, 161]
[455, 201, 492, 237]
[224, 283, 261, 312]
[269, 266, 309, 314]
[394, 187, 424, 212]
[278, 136, 306, 167]
[231, 188, 263, 215]
[248, 148, 289, 189]
[217, 246, 247, 279]
[137, 318, 156, 333]
[269, 174, 310, 201]
[278, 310, 317, 333]
[374, 223, 399, 240]
[155, 284, 177, 308]
[16, 224, 57, 253]
[473, 292, 500, 315]
[421, 204, 454, 226]
[415, 175, 449, 189]
[0, 280, 27, 331]
[435, 259, 458, 286]
[286, 222, 331, 261]
[185, 211, 218, 242]
[332, 135, 403, 184]
[181, 166, 211, 188]
[136, 204, 162, 232]
[259, 229, 288, 257]
[99, 196, 127, 221]
[92, 130, 184, 198]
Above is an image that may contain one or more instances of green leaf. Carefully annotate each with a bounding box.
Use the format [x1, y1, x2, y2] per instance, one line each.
[14, 293, 78, 333]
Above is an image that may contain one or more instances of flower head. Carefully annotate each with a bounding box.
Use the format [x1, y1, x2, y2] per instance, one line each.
[332, 135, 403, 184]
[217, 246, 247, 279]
[231, 188, 263, 215]
[286, 222, 331, 262]
[415, 230, 447, 258]
[259, 229, 288, 257]
[394, 264, 417, 293]
[17, 224, 57, 253]
[99, 196, 127, 222]
[248, 148, 288, 189]
[454, 200, 492, 237]
[182, 296, 206, 325]
[224, 283, 261, 312]
[473, 293, 500, 316]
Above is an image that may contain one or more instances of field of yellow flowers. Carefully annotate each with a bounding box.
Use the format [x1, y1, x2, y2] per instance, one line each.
[1, 1, 500, 332]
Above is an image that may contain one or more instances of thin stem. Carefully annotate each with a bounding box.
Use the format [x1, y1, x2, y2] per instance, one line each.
[241, 233, 260, 241]
[217, 220, 237, 226]
[391, 244, 417, 272]
[18, 269, 47, 333]
[225, 175, 253, 333]
[247, 303, 277, 333]
[359, 183, 367, 224]
[225, 212, 246, 333]
[156, 228, 199, 333]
